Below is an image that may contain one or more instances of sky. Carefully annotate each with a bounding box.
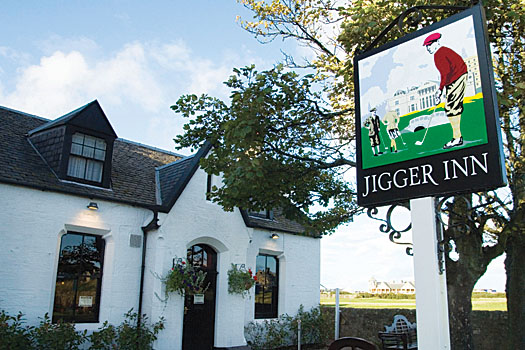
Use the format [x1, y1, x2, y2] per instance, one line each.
[0, 1, 506, 293]
[358, 15, 478, 120]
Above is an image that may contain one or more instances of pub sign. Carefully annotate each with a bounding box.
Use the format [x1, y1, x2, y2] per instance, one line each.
[354, 4, 506, 207]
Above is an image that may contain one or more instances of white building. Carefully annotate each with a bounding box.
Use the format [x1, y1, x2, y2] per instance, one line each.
[0, 101, 321, 349]
[369, 277, 416, 294]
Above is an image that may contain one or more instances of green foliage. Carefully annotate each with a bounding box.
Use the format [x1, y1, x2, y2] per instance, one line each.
[165, 258, 209, 296]
[0, 310, 33, 350]
[227, 264, 257, 296]
[244, 305, 332, 349]
[30, 314, 86, 350]
[289, 305, 333, 346]
[88, 321, 117, 350]
[355, 292, 416, 300]
[172, 65, 360, 235]
[0, 309, 164, 350]
[105, 310, 164, 350]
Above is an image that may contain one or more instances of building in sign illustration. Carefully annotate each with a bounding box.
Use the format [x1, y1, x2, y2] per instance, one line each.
[386, 56, 481, 117]
[0, 101, 321, 350]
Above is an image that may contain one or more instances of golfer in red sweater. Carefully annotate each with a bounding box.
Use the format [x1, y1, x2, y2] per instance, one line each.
[424, 32, 467, 149]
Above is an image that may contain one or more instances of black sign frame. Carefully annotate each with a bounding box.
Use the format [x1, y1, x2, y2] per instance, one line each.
[354, 4, 506, 208]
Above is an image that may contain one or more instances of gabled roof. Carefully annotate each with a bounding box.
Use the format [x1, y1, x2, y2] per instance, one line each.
[27, 100, 117, 138]
[0, 105, 180, 208]
[156, 142, 212, 209]
[0, 104, 307, 235]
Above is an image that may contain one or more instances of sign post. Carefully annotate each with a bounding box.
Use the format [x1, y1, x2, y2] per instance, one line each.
[353, 4, 506, 350]
[411, 197, 450, 349]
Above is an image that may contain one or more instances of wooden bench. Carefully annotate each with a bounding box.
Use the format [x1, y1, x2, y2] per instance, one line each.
[378, 315, 417, 350]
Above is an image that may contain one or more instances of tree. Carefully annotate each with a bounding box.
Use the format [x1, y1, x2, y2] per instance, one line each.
[172, 65, 360, 234]
[173, 1, 524, 348]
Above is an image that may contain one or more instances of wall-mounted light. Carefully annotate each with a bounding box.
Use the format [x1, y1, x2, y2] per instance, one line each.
[87, 202, 99, 210]
[271, 233, 279, 240]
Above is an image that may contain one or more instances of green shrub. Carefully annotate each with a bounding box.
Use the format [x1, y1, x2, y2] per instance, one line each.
[245, 305, 332, 350]
[31, 314, 86, 350]
[0, 310, 33, 350]
[289, 305, 333, 346]
[0, 309, 164, 350]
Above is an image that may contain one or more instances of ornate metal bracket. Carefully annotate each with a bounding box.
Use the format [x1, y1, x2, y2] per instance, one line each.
[362, 2, 476, 53]
[367, 203, 413, 256]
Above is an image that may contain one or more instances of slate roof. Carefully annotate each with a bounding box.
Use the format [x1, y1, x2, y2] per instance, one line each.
[240, 208, 306, 235]
[0, 105, 181, 208]
[0, 104, 307, 235]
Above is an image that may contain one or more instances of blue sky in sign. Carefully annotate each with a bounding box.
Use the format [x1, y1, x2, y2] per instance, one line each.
[358, 15, 478, 121]
[0, 1, 505, 292]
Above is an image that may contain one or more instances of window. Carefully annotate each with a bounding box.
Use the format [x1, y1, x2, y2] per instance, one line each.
[67, 133, 106, 183]
[53, 233, 105, 323]
[248, 209, 274, 220]
[255, 254, 279, 318]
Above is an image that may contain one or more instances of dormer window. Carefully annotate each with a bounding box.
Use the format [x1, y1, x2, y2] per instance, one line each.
[67, 133, 107, 183]
[248, 209, 274, 220]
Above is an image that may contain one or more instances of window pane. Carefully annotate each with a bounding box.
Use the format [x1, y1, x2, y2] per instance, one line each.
[72, 133, 84, 144]
[53, 276, 76, 322]
[85, 160, 103, 182]
[84, 135, 96, 147]
[74, 276, 99, 323]
[95, 139, 107, 150]
[94, 149, 105, 161]
[255, 255, 279, 319]
[82, 236, 102, 275]
[71, 143, 83, 155]
[256, 255, 266, 273]
[67, 156, 86, 179]
[266, 256, 277, 275]
[82, 145, 95, 158]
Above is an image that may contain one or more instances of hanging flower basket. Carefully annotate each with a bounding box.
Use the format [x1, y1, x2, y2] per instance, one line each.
[165, 258, 209, 296]
[228, 264, 257, 296]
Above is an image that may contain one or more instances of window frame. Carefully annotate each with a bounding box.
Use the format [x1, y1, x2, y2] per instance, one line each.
[254, 254, 279, 319]
[52, 232, 105, 324]
[60, 126, 114, 188]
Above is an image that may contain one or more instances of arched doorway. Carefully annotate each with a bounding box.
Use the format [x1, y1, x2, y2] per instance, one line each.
[182, 244, 218, 350]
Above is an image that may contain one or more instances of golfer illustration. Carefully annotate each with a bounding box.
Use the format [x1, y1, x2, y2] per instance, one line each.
[423, 32, 467, 149]
[364, 107, 383, 156]
[382, 110, 401, 153]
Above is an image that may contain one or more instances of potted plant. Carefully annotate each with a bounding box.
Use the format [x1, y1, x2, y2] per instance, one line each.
[165, 258, 209, 296]
[227, 264, 257, 296]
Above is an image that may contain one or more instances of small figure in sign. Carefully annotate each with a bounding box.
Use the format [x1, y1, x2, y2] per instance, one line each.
[364, 107, 383, 156]
[382, 110, 401, 153]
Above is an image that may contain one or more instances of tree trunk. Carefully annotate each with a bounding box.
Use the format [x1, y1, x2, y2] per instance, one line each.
[505, 233, 525, 349]
[446, 259, 477, 350]
[443, 196, 504, 350]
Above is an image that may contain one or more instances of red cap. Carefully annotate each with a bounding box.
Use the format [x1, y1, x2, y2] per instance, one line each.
[423, 33, 441, 46]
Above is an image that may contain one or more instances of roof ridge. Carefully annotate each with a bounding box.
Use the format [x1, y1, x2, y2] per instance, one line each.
[0, 105, 51, 122]
[117, 138, 187, 158]
[156, 154, 195, 170]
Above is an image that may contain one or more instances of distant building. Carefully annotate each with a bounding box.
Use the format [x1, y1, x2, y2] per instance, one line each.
[386, 55, 481, 117]
[368, 277, 416, 294]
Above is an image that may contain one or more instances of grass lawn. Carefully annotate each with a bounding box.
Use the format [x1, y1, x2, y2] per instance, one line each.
[320, 296, 507, 311]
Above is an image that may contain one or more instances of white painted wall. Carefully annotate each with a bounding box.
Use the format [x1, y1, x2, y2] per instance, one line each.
[0, 166, 321, 349]
[0, 183, 151, 332]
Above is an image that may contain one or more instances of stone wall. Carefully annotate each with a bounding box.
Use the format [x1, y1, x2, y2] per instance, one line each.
[321, 307, 509, 349]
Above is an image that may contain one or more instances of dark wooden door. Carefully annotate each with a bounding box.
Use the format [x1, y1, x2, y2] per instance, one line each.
[182, 244, 217, 350]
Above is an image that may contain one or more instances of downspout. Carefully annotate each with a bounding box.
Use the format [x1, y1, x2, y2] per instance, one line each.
[137, 208, 160, 327]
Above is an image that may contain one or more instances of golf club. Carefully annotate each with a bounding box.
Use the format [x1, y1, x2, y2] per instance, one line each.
[415, 105, 439, 146]
[398, 132, 407, 146]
